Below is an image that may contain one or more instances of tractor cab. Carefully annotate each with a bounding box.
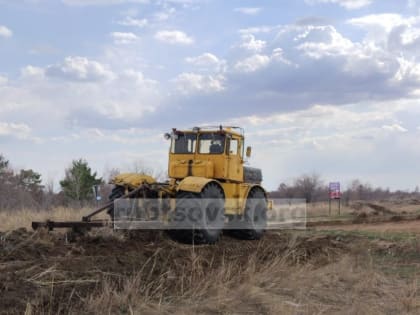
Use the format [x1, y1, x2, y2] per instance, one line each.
[166, 126, 247, 182]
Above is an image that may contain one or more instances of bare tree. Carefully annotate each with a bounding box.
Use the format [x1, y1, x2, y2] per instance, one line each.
[271, 183, 296, 199]
[294, 173, 323, 203]
[103, 167, 121, 183]
[271, 174, 324, 202]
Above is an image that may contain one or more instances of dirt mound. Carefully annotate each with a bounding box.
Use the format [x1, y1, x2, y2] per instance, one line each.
[387, 198, 420, 206]
[0, 229, 348, 314]
[364, 203, 395, 215]
[350, 202, 396, 217]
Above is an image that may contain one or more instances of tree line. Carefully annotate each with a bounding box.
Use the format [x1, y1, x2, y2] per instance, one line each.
[0, 155, 104, 210]
[270, 173, 420, 204]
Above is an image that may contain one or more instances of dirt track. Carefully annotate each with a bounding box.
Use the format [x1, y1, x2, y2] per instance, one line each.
[315, 219, 420, 234]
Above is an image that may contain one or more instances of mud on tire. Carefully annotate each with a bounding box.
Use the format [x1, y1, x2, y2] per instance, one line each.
[168, 183, 225, 244]
[227, 187, 267, 240]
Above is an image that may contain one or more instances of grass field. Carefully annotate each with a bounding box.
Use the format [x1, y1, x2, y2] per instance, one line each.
[0, 207, 108, 232]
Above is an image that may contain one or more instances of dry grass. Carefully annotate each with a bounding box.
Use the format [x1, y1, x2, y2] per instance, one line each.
[308, 200, 420, 218]
[307, 201, 354, 217]
[0, 207, 108, 232]
[43, 237, 420, 315]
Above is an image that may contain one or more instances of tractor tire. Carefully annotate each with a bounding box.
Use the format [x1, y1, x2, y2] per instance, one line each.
[108, 186, 125, 220]
[168, 183, 225, 244]
[228, 188, 267, 240]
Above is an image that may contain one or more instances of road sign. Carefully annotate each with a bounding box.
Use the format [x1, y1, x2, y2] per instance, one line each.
[329, 182, 340, 192]
[328, 182, 341, 216]
[329, 182, 341, 200]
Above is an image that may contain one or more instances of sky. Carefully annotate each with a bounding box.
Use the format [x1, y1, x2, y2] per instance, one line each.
[1, 0, 420, 191]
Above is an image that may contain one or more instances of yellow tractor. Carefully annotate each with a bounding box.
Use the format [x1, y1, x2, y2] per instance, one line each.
[33, 126, 268, 244]
[108, 126, 268, 244]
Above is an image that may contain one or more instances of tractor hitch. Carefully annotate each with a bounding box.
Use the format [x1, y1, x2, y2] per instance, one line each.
[32, 185, 146, 232]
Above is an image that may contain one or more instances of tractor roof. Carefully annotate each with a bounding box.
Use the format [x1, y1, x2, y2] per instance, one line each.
[175, 126, 244, 137]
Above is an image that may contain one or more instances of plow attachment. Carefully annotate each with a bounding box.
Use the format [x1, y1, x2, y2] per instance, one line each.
[31, 184, 163, 232]
[32, 220, 109, 231]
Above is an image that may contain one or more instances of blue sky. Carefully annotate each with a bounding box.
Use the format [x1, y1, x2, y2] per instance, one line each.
[1, 0, 420, 191]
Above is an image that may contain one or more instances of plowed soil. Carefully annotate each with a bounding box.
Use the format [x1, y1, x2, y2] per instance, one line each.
[1, 228, 419, 314]
[0, 229, 346, 314]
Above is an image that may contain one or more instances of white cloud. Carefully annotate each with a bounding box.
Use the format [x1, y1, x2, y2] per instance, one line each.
[45, 56, 114, 81]
[0, 122, 37, 141]
[271, 48, 294, 66]
[119, 69, 158, 86]
[117, 16, 148, 28]
[174, 72, 225, 94]
[185, 53, 222, 69]
[239, 25, 278, 35]
[0, 122, 30, 135]
[62, 0, 149, 6]
[305, 0, 372, 9]
[286, 24, 394, 77]
[348, 14, 405, 33]
[220, 100, 420, 190]
[348, 14, 420, 50]
[230, 104, 395, 129]
[239, 34, 266, 53]
[346, 13, 420, 85]
[153, 7, 176, 21]
[401, 26, 420, 45]
[296, 25, 354, 59]
[187, 20, 420, 122]
[0, 61, 161, 131]
[394, 57, 420, 84]
[382, 124, 408, 133]
[110, 32, 138, 44]
[155, 30, 194, 45]
[234, 7, 262, 15]
[234, 54, 270, 73]
[0, 25, 12, 38]
[21, 66, 45, 78]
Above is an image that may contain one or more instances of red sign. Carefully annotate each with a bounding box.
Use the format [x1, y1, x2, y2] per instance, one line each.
[329, 182, 341, 200]
[329, 191, 341, 199]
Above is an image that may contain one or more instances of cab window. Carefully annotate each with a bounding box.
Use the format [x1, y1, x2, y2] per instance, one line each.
[199, 133, 225, 154]
[171, 133, 197, 154]
[228, 139, 239, 155]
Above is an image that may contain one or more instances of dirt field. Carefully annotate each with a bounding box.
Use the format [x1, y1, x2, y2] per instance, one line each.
[1, 227, 420, 315]
[1, 203, 420, 314]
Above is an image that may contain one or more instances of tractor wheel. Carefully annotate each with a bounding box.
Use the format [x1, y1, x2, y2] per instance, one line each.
[228, 188, 267, 240]
[108, 186, 125, 220]
[168, 183, 225, 244]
